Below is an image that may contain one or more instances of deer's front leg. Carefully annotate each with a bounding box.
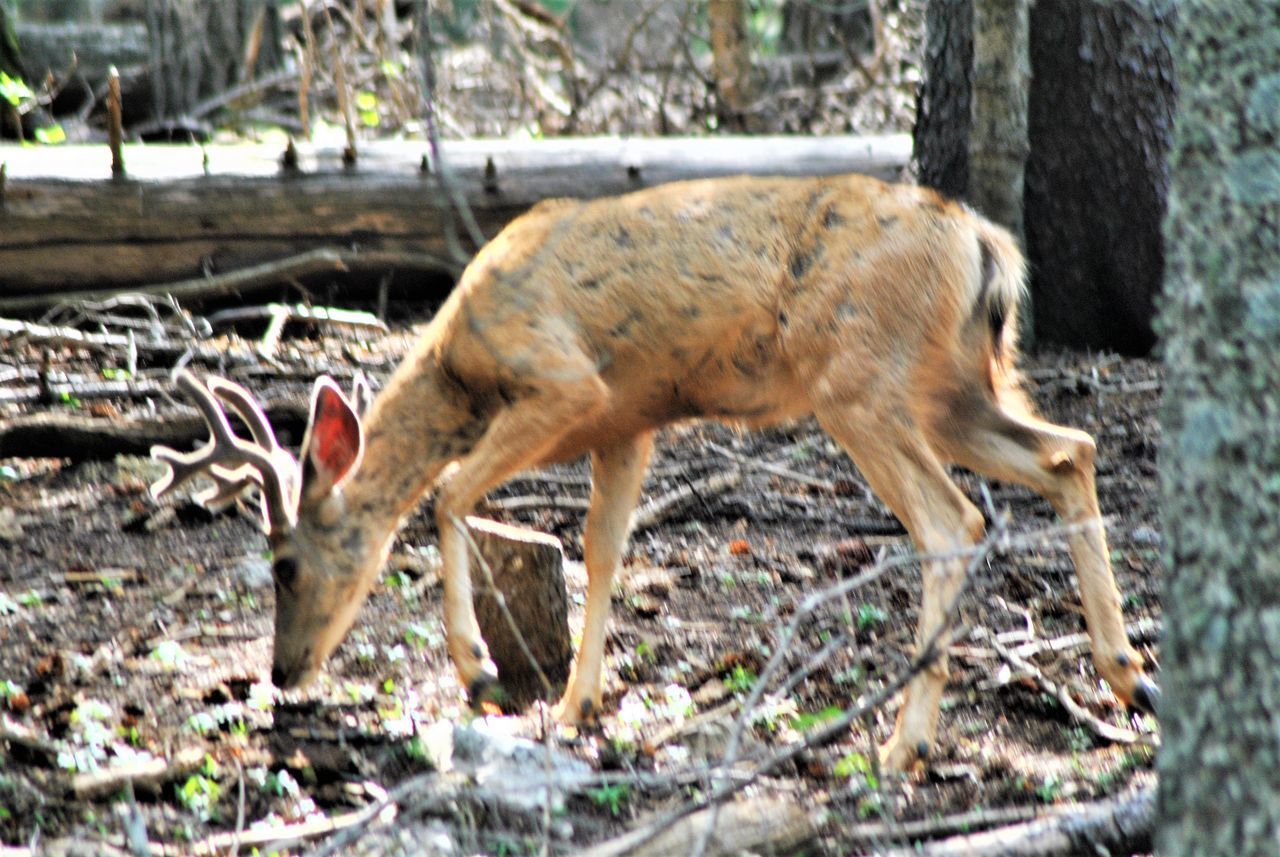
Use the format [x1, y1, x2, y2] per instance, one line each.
[553, 432, 654, 725]
[437, 508, 500, 699]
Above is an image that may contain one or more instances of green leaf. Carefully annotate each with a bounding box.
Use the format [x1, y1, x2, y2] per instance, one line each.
[34, 125, 66, 145]
[0, 72, 34, 106]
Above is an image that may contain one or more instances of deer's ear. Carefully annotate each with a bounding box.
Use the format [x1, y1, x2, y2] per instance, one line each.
[299, 377, 363, 498]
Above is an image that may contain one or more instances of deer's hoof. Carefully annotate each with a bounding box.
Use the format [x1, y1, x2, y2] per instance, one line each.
[467, 669, 503, 708]
[1130, 675, 1160, 716]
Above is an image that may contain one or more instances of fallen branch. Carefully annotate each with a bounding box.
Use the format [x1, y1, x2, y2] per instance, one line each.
[0, 248, 451, 314]
[0, 316, 134, 352]
[876, 789, 1154, 856]
[632, 469, 743, 531]
[71, 746, 207, 800]
[0, 402, 309, 461]
[974, 627, 1152, 747]
[584, 795, 819, 857]
[707, 440, 837, 493]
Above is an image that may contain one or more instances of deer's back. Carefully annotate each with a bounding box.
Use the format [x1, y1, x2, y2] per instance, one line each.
[430, 173, 999, 457]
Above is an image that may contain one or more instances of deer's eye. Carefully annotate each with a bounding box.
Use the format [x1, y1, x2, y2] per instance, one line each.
[274, 557, 299, 590]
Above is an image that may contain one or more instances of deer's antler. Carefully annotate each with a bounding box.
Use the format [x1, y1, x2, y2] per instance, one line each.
[150, 370, 299, 531]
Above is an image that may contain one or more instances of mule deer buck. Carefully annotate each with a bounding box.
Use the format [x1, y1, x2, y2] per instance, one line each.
[151, 173, 1157, 771]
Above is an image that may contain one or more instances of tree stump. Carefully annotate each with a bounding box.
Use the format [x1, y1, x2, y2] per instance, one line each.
[465, 516, 572, 709]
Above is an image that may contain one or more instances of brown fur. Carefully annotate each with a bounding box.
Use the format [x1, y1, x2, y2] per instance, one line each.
[244, 173, 1153, 772]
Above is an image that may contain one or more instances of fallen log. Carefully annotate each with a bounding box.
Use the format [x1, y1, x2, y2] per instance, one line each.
[0, 134, 910, 302]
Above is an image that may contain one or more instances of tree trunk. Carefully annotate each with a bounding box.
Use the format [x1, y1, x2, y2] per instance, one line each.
[970, 0, 1031, 343]
[143, 0, 284, 130]
[969, 0, 1029, 240]
[1155, 1, 1280, 854]
[1025, 0, 1175, 354]
[914, 0, 972, 200]
[914, 0, 1175, 355]
[708, 0, 752, 131]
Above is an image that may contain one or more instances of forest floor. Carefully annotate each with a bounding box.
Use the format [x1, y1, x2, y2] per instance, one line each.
[0, 315, 1164, 855]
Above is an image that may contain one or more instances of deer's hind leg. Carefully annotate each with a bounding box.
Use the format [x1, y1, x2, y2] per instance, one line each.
[931, 385, 1159, 714]
[814, 399, 987, 773]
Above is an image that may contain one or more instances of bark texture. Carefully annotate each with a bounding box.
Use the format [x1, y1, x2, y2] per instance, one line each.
[708, 0, 752, 131]
[466, 518, 572, 708]
[143, 0, 285, 125]
[915, 0, 1175, 355]
[1025, 0, 1175, 354]
[914, 0, 972, 199]
[1155, 1, 1280, 854]
[969, 0, 1029, 240]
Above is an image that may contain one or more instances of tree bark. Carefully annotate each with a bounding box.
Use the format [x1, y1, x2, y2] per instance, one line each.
[143, 0, 285, 129]
[708, 0, 753, 131]
[969, 0, 1029, 240]
[970, 0, 1031, 343]
[915, 0, 1175, 355]
[465, 517, 572, 709]
[1155, 1, 1280, 854]
[914, 0, 972, 200]
[1025, 0, 1175, 355]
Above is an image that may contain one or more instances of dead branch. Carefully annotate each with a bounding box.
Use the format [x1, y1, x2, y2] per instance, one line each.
[597, 795, 819, 857]
[71, 746, 207, 800]
[707, 440, 837, 492]
[632, 470, 743, 532]
[0, 248, 450, 315]
[874, 789, 1154, 856]
[0, 402, 309, 462]
[1, 317, 133, 352]
[974, 627, 1152, 747]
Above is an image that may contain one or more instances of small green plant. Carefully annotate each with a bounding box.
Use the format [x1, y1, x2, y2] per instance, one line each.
[0, 72, 33, 106]
[856, 603, 888, 632]
[57, 391, 82, 409]
[261, 768, 299, 798]
[177, 770, 222, 821]
[635, 640, 656, 664]
[587, 783, 629, 817]
[1035, 775, 1063, 803]
[404, 622, 440, 650]
[356, 91, 380, 127]
[723, 664, 757, 695]
[344, 681, 374, 703]
[16, 590, 42, 609]
[185, 711, 218, 736]
[790, 705, 843, 733]
[833, 751, 879, 790]
[384, 570, 411, 589]
[403, 734, 430, 764]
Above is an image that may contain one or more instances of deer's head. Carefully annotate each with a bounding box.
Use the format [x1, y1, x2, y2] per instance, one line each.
[150, 371, 380, 689]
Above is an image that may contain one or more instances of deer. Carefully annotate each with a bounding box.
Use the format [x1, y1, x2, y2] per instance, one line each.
[150, 172, 1158, 772]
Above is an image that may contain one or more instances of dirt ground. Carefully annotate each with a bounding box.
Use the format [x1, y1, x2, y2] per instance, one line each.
[0, 316, 1162, 855]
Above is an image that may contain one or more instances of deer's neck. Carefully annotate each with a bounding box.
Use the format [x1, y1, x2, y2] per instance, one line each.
[342, 344, 480, 536]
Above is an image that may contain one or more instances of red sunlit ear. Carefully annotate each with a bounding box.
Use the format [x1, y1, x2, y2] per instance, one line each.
[299, 377, 363, 496]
